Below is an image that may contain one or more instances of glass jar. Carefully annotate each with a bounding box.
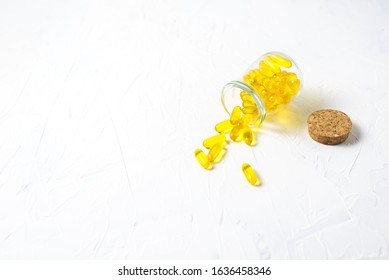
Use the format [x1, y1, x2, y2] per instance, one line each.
[221, 51, 303, 127]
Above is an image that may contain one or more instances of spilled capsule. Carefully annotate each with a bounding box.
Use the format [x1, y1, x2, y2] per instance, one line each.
[203, 134, 226, 149]
[237, 114, 253, 127]
[215, 119, 234, 134]
[230, 106, 242, 125]
[242, 127, 255, 146]
[194, 149, 212, 170]
[208, 143, 224, 162]
[242, 163, 261, 186]
[230, 125, 244, 142]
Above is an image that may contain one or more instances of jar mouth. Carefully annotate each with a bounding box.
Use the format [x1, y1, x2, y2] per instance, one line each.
[221, 80, 266, 127]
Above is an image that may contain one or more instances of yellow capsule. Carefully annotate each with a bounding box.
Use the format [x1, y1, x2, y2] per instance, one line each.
[264, 56, 281, 74]
[287, 78, 300, 94]
[242, 100, 256, 108]
[208, 143, 223, 162]
[269, 54, 292, 68]
[215, 119, 234, 133]
[242, 163, 261, 186]
[230, 106, 242, 124]
[242, 106, 258, 114]
[241, 94, 255, 102]
[242, 127, 255, 145]
[203, 134, 226, 149]
[240, 91, 249, 99]
[243, 74, 252, 84]
[237, 114, 253, 127]
[194, 149, 212, 170]
[230, 125, 244, 142]
[259, 61, 275, 77]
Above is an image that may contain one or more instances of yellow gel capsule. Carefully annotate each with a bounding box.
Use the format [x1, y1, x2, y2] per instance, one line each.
[230, 125, 244, 142]
[269, 54, 292, 68]
[203, 134, 226, 149]
[242, 163, 261, 186]
[238, 114, 253, 127]
[240, 91, 249, 99]
[264, 56, 281, 74]
[287, 78, 300, 94]
[242, 100, 256, 108]
[208, 143, 223, 162]
[215, 119, 234, 133]
[194, 149, 212, 170]
[242, 106, 258, 114]
[259, 61, 275, 77]
[230, 106, 242, 125]
[242, 127, 254, 145]
[241, 94, 255, 102]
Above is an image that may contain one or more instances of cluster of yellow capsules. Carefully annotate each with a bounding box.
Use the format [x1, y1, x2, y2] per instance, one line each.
[243, 54, 300, 112]
[194, 92, 261, 186]
[195, 53, 299, 187]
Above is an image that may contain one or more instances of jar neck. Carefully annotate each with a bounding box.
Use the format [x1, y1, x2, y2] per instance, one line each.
[221, 80, 267, 127]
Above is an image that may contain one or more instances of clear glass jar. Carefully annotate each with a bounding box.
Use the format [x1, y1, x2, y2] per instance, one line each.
[221, 51, 303, 127]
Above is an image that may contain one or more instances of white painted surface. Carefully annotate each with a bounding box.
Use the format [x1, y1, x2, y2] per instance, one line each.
[0, 0, 388, 259]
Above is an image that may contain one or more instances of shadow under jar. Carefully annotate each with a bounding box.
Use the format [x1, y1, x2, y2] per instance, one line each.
[221, 51, 303, 127]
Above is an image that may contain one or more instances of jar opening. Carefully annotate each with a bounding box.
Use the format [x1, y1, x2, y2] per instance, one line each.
[221, 81, 266, 127]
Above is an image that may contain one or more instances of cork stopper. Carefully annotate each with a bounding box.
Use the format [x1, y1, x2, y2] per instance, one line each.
[307, 109, 352, 145]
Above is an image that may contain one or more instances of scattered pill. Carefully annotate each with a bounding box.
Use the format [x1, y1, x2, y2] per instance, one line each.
[215, 119, 234, 133]
[237, 114, 253, 127]
[230, 106, 242, 124]
[242, 127, 255, 146]
[194, 149, 212, 170]
[230, 125, 244, 142]
[203, 134, 227, 149]
[208, 143, 224, 162]
[242, 163, 261, 186]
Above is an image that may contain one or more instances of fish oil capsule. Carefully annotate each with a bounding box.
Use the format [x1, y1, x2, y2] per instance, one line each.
[215, 119, 234, 133]
[242, 106, 258, 115]
[242, 127, 255, 145]
[242, 100, 256, 108]
[259, 61, 275, 77]
[237, 114, 253, 127]
[241, 94, 255, 103]
[230, 125, 244, 142]
[208, 143, 224, 162]
[242, 163, 261, 186]
[269, 54, 292, 68]
[264, 56, 281, 74]
[287, 79, 300, 94]
[194, 149, 212, 170]
[230, 106, 242, 124]
[240, 91, 249, 99]
[203, 134, 226, 149]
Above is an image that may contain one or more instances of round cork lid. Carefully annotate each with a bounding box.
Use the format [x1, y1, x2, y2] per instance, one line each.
[307, 109, 352, 145]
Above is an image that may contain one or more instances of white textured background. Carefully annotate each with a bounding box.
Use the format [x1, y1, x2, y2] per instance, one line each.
[0, 0, 388, 259]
